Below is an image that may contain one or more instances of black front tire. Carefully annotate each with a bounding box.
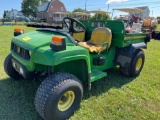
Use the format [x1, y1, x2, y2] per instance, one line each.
[4, 54, 23, 80]
[35, 72, 83, 120]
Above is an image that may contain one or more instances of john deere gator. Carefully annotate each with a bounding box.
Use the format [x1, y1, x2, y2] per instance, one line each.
[4, 17, 150, 120]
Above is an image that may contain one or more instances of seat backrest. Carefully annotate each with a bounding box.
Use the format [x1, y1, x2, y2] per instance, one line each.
[73, 32, 85, 42]
[90, 27, 112, 47]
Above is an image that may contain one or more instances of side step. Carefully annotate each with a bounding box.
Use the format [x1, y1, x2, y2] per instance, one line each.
[91, 69, 107, 82]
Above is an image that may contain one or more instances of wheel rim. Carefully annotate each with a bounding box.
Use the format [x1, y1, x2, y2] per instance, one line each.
[136, 58, 142, 71]
[58, 91, 75, 111]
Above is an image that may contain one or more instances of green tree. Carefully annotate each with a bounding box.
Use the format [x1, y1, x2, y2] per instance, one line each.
[113, 16, 118, 20]
[21, 0, 40, 18]
[90, 14, 110, 20]
[73, 8, 85, 12]
[157, 16, 160, 19]
[41, 0, 48, 4]
[3, 10, 7, 18]
[72, 8, 90, 19]
[67, 11, 73, 17]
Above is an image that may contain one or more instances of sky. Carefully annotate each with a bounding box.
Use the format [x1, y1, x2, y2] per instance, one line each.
[0, 0, 160, 18]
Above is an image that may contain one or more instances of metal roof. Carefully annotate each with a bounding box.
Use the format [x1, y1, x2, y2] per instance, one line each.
[113, 8, 143, 13]
[87, 10, 110, 14]
[72, 12, 88, 15]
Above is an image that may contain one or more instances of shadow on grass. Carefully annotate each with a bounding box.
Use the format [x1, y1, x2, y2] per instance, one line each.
[83, 67, 135, 100]
[0, 78, 43, 120]
[0, 67, 135, 119]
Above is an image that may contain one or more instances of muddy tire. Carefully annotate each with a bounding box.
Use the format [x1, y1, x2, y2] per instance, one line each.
[35, 72, 83, 120]
[4, 54, 23, 80]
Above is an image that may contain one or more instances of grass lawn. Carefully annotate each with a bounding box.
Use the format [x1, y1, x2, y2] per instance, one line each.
[0, 26, 160, 120]
[156, 24, 160, 31]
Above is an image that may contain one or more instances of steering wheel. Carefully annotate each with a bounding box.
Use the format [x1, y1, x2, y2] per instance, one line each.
[63, 17, 86, 34]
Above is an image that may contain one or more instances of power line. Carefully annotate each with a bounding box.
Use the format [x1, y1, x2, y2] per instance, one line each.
[82, 0, 159, 6]
[86, 1, 160, 7]
[66, 0, 160, 12]
[87, 1, 160, 11]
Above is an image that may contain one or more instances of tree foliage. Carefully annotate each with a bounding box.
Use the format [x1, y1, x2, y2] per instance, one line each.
[157, 16, 160, 19]
[21, 0, 48, 18]
[41, 0, 48, 4]
[113, 16, 118, 20]
[73, 8, 85, 13]
[3, 10, 7, 18]
[71, 8, 110, 20]
[67, 11, 73, 17]
[67, 8, 86, 18]
[90, 14, 110, 20]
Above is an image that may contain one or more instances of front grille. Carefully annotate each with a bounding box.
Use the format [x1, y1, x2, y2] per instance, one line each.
[11, 42, 30, 60]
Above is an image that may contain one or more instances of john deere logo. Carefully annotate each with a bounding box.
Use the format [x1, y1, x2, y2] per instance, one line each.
[17, 47, 21, 53]
[23, 37, 31, 41]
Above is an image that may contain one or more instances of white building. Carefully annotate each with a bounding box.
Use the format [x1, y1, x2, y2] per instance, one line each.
[129, 6, 150, 19]
[6, 9, 25, 20]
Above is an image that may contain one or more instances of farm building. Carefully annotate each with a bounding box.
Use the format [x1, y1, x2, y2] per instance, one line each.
[36, 0, 67, 23]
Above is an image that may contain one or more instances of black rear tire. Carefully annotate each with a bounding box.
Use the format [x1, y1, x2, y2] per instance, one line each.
[35, 72, 83, 120]
[4, 54, 23, 80]
[120, 49, 145, 77]
[130, 50, 145, 77]
[120, 66, 130, 76]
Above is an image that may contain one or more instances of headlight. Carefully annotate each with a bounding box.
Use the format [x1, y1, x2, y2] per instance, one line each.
[19, 67, 24, 75]
[14, 28, 24, 36]
[50, 36, 66, 51]
[29, 51, 32, 56]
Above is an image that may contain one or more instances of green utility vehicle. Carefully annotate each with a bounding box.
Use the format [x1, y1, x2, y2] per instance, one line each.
[4, 17, 150, 120]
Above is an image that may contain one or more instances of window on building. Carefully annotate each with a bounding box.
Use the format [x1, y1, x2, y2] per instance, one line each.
[49, 13, 52, 17]
[61, 7, 63, 11]
[51, 6, 54, 10]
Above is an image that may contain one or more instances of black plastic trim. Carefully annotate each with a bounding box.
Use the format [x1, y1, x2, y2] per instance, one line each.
[12, 58, 35, 80]
[37, 28, 77, 45]
[115, 43, 146, 67]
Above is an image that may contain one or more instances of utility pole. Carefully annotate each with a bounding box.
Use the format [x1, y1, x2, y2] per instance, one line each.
[107, 4, 109, 11]
[85, 0, 87, 12]
[85, 0, 87, 20]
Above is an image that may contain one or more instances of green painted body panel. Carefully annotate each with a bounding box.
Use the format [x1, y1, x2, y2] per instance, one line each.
[91, 70, 107, 82]
[33, 45, 91, 72]
[11, 31, 91, 72]
[123, 33, 146, 47]
[12, 30, 74, 51]
[10, 19, 147, 84]
[90, 47, 116, 71]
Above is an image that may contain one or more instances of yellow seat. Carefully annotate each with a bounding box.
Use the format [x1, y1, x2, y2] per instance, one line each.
[77, 27, 112, 53]
[73, 32, 85, 42]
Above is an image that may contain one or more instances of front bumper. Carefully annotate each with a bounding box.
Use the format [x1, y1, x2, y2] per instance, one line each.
[12, 58, 35, 80]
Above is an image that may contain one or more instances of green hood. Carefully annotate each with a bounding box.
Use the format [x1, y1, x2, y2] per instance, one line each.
[12, 30, 73, 51]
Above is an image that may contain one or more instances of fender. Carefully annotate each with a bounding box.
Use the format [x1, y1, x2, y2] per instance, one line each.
[33, 46, 92, 89]
[33, 46, 90, 69]
[115, 42, 146, 67]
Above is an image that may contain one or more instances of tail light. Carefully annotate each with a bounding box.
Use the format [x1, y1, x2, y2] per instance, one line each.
[50, 36, 66, 51]
[14, 28, 24, 36]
